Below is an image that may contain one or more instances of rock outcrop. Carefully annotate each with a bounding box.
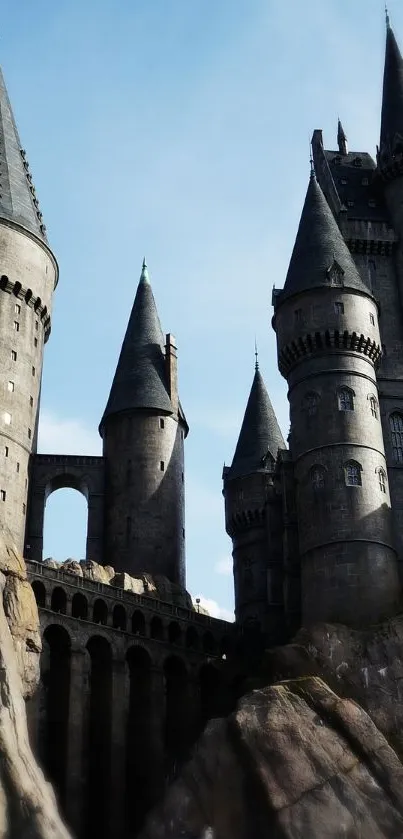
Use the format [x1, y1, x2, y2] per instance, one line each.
[42, 556, 195, 610]
[0, 529, 71, 838]
[140, 675, 403, 839]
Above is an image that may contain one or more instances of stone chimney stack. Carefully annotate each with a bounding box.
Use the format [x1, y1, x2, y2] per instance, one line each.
[165, 333, 178, 415]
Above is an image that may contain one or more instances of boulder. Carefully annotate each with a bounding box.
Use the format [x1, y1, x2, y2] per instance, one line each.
[140, 676, 403, 839]
[62, 560, 83, 577]
[111, 572, 146, 594]
[79, 559, 114, 584]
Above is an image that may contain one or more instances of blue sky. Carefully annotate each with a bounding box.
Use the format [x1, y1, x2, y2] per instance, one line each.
[2, 0, 402, 621]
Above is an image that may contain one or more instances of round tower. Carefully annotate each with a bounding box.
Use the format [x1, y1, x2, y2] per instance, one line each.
[223, 361, 286, 641]
[0, 68, 58, 555]
[273, 173, 400, 627]
[99, 260, 188, 587]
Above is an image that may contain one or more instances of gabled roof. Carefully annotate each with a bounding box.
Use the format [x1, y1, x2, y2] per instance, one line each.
[0, 68, 47, 241]
[380, 22, 403, 159]
[226, 366, 285, 480]
[100, 260, 174, 432]
[281, 174, 370, 301]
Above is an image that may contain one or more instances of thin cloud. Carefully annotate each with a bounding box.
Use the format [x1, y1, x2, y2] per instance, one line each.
[38, 412, 102, 456]
[193, 595, 234, 623]
[214, 557, 232, 576]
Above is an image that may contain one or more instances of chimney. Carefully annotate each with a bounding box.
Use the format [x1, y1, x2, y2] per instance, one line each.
[165, 333, 178, 415]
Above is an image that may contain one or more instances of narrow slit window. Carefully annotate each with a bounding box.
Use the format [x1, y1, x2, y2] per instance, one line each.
[13, 321, 19, 332]
[4, 447, 8, 458]
[0, 490, 6, 501]
[159, 418, 165, 429]
[311, 466, 325, 490]
[28, 428, 32, 440]
[29, 396, 33, 407]
[390, 413, 403, 462]
[11, 351, 17, 361]
[4, 413, 11, 426]
[14, 304, 20, 314]
[16, 462, 19, 473]
[7, 381, 14, 393]
[334, 301, 344, 314]
[370, 313, 375, 325]
[160, 461, 165, 471]
[379, 469, 387, 494]
[369, 396, 378, 419]
[32, 366, 35, 377]
[34, 338, 38, 347]
[35, 321, 39, 331]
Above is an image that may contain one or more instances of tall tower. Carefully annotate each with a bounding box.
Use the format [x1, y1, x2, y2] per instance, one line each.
[223, 361, 286, 641]
[273, 172, 400, 627]
[0, 68, 58, 554]
[100, 260, 188, 586]
[377, 20, 403, 570]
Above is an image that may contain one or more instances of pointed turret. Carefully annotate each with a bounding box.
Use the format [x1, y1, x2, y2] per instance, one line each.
[337, 119, 348, 156]
[281, 174, 368, 301]
[100, 260, 173, 433]
[0, 68, 47, 241]
[379, 20, 403, 163]
[227, 366, 285, 480]
[101, 259, 187, 585]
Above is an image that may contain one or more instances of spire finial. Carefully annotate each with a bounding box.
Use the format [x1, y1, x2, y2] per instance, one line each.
[140, 256, 150, 284]
[337, 118, 348, 155]
[385, 4, 390, 28]
[254, 338, 259, 371]
[309, 141, 315, 180]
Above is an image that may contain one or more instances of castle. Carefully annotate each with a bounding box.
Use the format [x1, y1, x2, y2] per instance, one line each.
[0, 12, 402, 839]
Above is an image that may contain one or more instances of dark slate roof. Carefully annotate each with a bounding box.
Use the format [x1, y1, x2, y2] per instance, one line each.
[100, 260, 174, 431]
[0, 68, 48, 242]
[324, 150, 388, 223]
[281, 174, 370, 301]
[380, 23, 403, 158]
[226, 367, 285, 480]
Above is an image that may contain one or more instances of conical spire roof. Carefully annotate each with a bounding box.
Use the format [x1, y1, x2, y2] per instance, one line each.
[281, 174, 369, 300]
[227, 365, 285, 480]
[100, 260, 173, 432]
[337, 118, 348, 155]
[380, 21, 403, 157]
[0, 68, 47, 241]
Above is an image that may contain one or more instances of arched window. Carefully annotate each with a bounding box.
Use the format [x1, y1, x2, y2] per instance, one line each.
[51, 586, 67, 614]
[311, 465, 325, 490]
[338, 388, 354, 412]
[303, 392, 319, 416]
[369, 396, 378, 419]
[345, 461, 362, 486]
[390, 413, 403, 462]
[31, 580, 46, 608]
[378, 468, 387, 494]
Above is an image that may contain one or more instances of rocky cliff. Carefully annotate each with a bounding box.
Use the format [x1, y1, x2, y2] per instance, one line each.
[140, 618, 403, 839]
[0, 529, 71, 838]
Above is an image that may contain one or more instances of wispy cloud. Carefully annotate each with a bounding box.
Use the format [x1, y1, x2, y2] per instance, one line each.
[38, 412, 102, 456]
[214, 556, 232, 576]
[193, 595, 234, 623]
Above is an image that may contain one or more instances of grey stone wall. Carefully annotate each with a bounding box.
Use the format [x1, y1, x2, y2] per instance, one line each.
[0, 222, 57, 554]
[103, 411, 186, 586]
[223, 471, 285, 641]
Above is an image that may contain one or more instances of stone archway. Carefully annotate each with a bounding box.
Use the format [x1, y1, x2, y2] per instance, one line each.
[25, 454, 104, 564]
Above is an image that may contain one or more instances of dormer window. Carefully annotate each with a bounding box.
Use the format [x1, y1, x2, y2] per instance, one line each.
[353, 157, 362, 167]
[333, 156, 342, 165]
[340, 178, 347, 185]
[362, 177, 369, 186]
[326, 259, 344, 286]
[347, 200, 354, 208]
[368, 199, 376, 208]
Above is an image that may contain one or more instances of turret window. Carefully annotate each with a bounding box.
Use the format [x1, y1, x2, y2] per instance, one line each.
[13, 321, 19, 332]
[3, 413, 11, 426]
[390, 413, 403, 462]
[160, 461, 165, 471]
[369, 396, 378, 419]
[345, 461, 362, 486]
[11, 351, 16, 362]
[7, 381, 14, 393]
[334, 301, 344, 314]
[303, 392, 319, 416]
[159, 418, 165, 429]
[294, 308, 303, 324]
[0, 491, 6, 502]
[370, 313, 375, 325]
[14, 304, 20, 314]
[311, 465, 326, 490]
[338, 388, 354, 412]
[378, 469, 387, 494]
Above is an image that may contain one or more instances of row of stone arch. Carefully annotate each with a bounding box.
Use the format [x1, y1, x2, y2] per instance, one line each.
[31, 580, 231, 656]
[36, 623, 228, 838]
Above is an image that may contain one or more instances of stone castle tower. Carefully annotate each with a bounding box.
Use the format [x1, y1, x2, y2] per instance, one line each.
[224, 16, 403, 639]
[0, 69, 58, 556]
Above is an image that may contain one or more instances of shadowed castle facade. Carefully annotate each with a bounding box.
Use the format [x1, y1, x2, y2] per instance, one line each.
[0, 13, 403, 839]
